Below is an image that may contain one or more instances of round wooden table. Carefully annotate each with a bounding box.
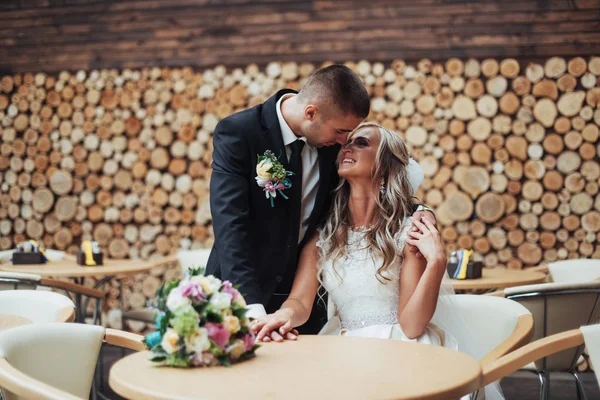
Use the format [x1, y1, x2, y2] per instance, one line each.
[0, 314, 32, 331]
[451, 267, 547, 291]
[110, 335, 482, 400]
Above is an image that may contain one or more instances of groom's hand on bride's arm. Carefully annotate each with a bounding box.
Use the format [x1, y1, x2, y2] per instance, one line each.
[409, 208, 437, 260]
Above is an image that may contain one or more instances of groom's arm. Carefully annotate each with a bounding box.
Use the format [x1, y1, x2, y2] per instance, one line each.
[210, 122, 264, 309]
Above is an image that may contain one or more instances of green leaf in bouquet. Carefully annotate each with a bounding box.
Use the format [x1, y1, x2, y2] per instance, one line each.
[237, 351, 257, 363]
[165, 354, 192, 368]
[165, 280, 180, 295]
[217, 355, 231, 367]
[185, 266, 206, 278]
[202, 305, 224, 323]
[148, 345, 168, 363]
[208, 341, 225, 357]
[232, 306, 247, 320]
[158, 311, 172, 334]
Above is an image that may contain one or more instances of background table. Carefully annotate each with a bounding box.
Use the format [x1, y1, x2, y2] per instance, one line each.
[0, 256, 176, 280]
[0, 314, 31, 331]
[0, 256, 177, 322]
[451, 267, 547, 291]
[110, 335, 482, 400]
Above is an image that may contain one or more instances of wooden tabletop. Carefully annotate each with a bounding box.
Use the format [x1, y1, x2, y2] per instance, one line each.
[451, 267, 547, 290]
[0, 314, 32, 331]
[109, 335, 482, 400]
[0, 256, 177, 278]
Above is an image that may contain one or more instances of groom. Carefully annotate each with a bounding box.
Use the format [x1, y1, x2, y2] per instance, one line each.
[206, 65, 432, 334]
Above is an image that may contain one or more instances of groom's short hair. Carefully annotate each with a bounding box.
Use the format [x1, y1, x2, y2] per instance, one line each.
[297, 64, 370, 119]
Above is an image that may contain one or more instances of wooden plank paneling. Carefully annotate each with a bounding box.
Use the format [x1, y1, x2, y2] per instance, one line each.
[0, 0, 599, 73]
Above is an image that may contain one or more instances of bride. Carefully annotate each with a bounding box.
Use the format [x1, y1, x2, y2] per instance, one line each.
[251, 122, 502, 399]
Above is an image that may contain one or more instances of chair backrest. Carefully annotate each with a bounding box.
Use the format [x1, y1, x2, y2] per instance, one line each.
[176, 248, 211, 273]
[0, 291, 75, 324]
[505, 281, 600, 371]
[549, 259, 600, 283]
[432, 295, 533, 365]
[0, 272, 42, 292]
[0, 323, 105, 399]
[581, 324, 600, 385]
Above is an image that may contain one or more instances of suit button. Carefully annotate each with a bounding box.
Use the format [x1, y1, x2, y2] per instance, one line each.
[276, 276, 283, 283]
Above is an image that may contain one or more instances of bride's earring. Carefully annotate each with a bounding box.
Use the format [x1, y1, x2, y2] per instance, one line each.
[379, 179, 386, 200]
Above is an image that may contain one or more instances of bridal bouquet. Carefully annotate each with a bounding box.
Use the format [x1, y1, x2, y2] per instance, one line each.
[144, 267, 259, 367]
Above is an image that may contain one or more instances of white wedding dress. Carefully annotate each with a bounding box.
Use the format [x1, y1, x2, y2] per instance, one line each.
[316, 217, 456, 347]
[316, 217, 503, 400]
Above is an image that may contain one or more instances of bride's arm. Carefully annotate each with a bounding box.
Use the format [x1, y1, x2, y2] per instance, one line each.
[252, 233, 320, 341]
[280, 233, 321, 325]
[397, 223, 447, 339]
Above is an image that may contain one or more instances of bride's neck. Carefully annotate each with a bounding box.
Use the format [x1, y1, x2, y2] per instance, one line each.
[347, 182, 378, 228]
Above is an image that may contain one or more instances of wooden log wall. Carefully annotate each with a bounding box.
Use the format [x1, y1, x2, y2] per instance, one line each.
[1, 0, 600, 74]
[1, 56, 599, 331]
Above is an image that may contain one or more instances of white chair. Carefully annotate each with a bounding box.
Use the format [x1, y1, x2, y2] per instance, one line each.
[433, 295, 534, 366]
[0, 290, 76, 324]
[0, 323, 145, 400]
[483, 324, 600, 393]
[121, 249, 212, 326]
[0, 272, 105, 324]
[493, 281, 600, 399]
[549, 259, 600, 284]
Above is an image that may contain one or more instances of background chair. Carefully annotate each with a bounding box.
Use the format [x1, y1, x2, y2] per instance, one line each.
[433, 295, 534, 366]
[548, 259, 600, 284]
[482, 325, 600, 397]
[0, 290, 76, 324]
[0, 322, 144, 400]
[0, 272, 105, 324]
[487, 281, 600, 399]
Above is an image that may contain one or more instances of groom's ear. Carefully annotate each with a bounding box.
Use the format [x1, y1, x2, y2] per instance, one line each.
[304, 104, 318, 121]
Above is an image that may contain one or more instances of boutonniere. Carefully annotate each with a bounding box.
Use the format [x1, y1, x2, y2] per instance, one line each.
[255, 150, 293, 207]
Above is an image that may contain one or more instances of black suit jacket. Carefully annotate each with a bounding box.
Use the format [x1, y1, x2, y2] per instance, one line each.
[206, 89, 339, 306]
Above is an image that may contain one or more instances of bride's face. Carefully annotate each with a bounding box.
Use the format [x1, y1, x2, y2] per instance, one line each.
[337, 127, 381, 179]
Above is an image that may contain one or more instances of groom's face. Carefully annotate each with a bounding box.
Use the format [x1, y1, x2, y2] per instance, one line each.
[302, 105, 363, 148]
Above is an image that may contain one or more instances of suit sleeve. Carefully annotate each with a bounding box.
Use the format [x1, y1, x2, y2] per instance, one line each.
[210, 123, 263, 304]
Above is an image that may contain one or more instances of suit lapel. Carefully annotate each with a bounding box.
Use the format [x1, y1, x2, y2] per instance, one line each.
[261, 89, 298, 221]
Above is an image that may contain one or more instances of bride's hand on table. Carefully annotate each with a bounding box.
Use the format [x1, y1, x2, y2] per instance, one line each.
[250, 309, 299, 342]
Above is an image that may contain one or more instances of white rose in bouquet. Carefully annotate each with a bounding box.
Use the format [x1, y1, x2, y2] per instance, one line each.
[161, 329, 181, 354]
[166, 288, 191, 312]
[184, 327, 211, 354]
[210, 292, 232, 310]
[193, 275, 222, 295]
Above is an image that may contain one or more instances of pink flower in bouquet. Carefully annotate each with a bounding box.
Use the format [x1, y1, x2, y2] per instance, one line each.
[205, 322, 231, 348]
[179, 281, 206, 302]
[242, 331, 256, 352]
[221, 280, 240, 300]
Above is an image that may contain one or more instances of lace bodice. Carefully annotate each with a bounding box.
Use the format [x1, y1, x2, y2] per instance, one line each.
[317, 218, 413, 330]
